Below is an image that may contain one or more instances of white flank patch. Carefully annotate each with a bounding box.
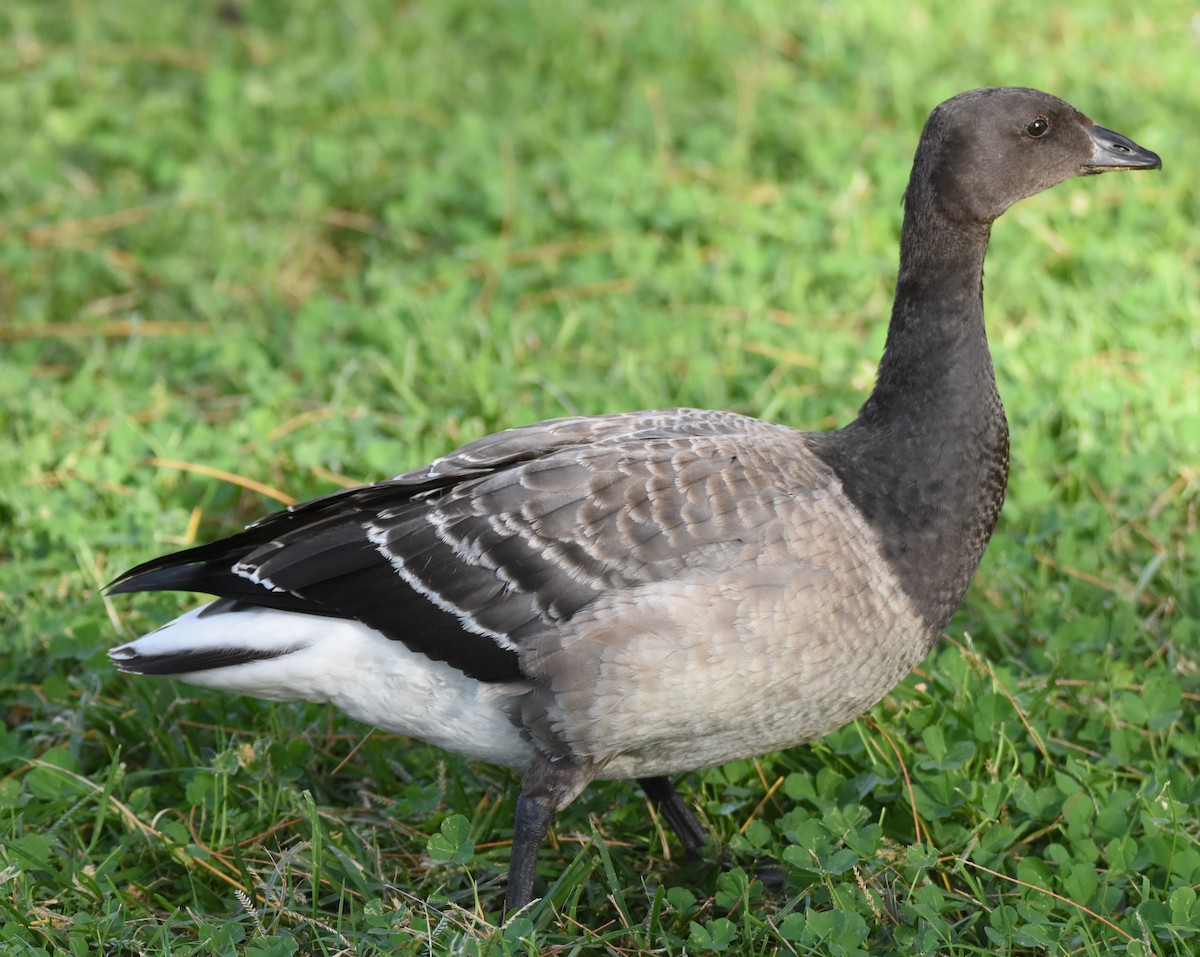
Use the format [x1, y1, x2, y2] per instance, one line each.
[112, 604, 534, 769]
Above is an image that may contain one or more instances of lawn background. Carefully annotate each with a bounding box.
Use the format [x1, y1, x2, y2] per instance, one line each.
[1, 1, 1197, 954]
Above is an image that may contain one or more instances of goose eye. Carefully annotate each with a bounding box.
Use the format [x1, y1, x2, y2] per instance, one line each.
[1026, 117, 1050, 137]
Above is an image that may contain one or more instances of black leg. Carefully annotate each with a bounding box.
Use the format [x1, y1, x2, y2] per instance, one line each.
[638, 775, 708, 859]
[505, 752, 597, 914]
[505, 793, 557, 914]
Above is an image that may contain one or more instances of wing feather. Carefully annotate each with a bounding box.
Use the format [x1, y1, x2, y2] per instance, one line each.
[111, 409, 823, 684]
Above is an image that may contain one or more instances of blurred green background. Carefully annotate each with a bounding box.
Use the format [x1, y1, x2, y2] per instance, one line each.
[1, 1, 1196, 954]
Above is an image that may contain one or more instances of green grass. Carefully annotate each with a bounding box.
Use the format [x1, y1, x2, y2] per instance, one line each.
[1, 0, 1197, 953]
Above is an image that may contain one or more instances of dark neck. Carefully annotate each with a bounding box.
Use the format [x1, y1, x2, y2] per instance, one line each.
[862, 219, 992, 424]
[812, 204, 1010, 636]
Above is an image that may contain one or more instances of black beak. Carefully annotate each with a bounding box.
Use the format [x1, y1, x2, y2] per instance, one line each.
[1083, 125, 1162, 173]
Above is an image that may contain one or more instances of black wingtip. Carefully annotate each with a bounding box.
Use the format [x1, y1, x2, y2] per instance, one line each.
[106, 562, 202, 596]
[106, 532, 271, 597]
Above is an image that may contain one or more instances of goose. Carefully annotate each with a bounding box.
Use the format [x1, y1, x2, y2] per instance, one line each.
[108, 87, 1160, 913]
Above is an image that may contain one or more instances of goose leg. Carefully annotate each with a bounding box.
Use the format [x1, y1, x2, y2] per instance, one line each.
[506, 792, 557, 913]
[505, 753, 598, 914]
[638, 775, 708, 858]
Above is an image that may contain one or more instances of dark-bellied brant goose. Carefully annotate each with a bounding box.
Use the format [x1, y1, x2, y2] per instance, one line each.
[108, 88, 1159, 912]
